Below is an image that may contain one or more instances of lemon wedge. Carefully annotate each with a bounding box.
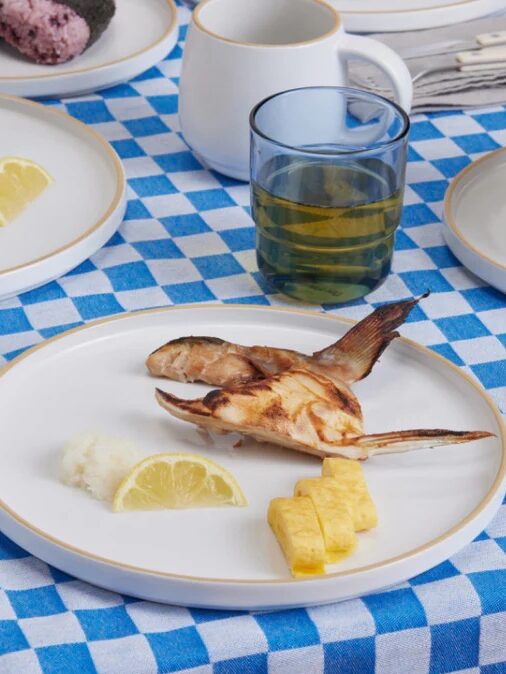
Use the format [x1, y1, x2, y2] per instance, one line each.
[113, 453, 247, 512]
[0, 156, 53, 227]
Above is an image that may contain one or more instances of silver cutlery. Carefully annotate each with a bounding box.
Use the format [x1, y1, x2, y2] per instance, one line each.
[410, 45, 506, 83]
[399, 30, 506, 60]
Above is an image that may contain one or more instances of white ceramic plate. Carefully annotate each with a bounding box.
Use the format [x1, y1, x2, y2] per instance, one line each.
[0, 0, 178, 98]
[332, 0, 506, 33]
[0, 95, 125, 300]
[0, 306, 504, 610]
[444, 147, 506, 295]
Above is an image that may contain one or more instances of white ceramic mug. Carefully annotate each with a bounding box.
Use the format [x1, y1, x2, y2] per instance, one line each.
[179, 0, 413, 181]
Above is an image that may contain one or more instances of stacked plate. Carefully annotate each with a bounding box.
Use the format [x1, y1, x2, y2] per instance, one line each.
[331, 0, 506, 32]
[0, 0, 178, 98]
[0, 0, 179, 299]
[0, 96, 126, 300]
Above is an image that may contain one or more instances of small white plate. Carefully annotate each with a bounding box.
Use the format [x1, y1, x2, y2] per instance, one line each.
[444, 147, 506, 295]
[0, 0, 178, 98]
[0, 95, 125, 300]
[332, 0, 506, 33]
[0, 306, 504, 610]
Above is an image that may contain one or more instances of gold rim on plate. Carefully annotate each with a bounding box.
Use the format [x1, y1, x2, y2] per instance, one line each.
[444, 146, 506, 273]
[0, 0, 177, 81]
[0, 304, 504, 585]
[0, 94, 125, 277]
[338, 0, 484, 14]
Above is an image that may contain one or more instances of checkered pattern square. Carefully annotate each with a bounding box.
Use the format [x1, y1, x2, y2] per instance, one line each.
[0, 2, 505, 673]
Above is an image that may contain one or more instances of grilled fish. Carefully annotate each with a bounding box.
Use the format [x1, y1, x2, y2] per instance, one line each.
[155, 368, 493, 461]
[147, 336, 261, 388]
[147, 295, 427, 387]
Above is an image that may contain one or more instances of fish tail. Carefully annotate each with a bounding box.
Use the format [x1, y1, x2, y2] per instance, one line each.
[313, 293, 429, 383]
[328, 428, 494, 460]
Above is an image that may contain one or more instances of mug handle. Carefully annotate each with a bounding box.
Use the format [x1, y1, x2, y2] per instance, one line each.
[339, 33, 413, 113]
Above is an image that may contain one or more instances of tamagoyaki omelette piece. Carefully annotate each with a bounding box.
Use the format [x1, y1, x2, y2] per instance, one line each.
[268, 496, 326, 578]
[294, 477, 356, 563]
[322, 457, 378, 531]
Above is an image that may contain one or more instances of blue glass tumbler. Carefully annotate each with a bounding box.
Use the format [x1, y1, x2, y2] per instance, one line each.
[250, 86, 410, 304]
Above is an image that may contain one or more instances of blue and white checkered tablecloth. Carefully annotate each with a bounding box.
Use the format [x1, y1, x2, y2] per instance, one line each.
[1, 4, 506, 673]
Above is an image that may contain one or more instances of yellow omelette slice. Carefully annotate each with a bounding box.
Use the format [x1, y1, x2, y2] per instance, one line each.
[322, 457, 378, 531]
[268, 496, 326, 577]
[294, 477, 356, 563]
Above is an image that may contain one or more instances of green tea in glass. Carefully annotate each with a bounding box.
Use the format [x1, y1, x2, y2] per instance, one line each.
[250, 87, 410, 304]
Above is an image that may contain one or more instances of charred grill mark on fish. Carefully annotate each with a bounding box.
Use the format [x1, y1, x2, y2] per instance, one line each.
[326, 383, 361, 419]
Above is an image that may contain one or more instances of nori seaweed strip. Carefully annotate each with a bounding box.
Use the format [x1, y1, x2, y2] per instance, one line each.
[54, 0, 116, 47]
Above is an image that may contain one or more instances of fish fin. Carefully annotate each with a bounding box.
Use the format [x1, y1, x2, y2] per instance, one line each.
[313, 293, 429, 383]
[330, 428, 494, 460]
[155, 388, 211, 418]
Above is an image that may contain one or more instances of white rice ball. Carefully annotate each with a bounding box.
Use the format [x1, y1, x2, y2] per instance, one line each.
[61, 432, 141, 502]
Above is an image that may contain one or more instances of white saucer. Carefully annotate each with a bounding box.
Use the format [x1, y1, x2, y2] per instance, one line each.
[0, 306, 503, 610]
[0, 0, 178, 98]
[0, 95, 126, 300]
[444, 147, 506, 295]
[332, 0, 506, 33]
